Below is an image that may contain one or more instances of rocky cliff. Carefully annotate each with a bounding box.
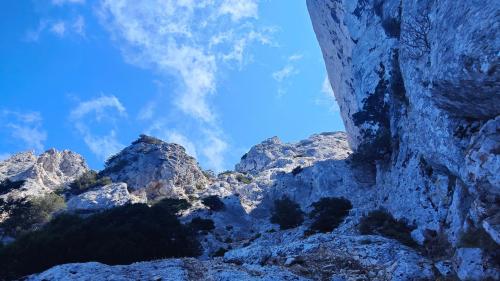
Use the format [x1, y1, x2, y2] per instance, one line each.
[307, 0, 499, 279]
[1, 1, 499, 280]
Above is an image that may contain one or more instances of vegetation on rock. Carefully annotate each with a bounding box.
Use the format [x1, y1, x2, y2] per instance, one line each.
[359, 209, 416, 247]
[132, 134, 164, 145]
[0, 193, 66, 237]
[270, 196, 304, 230]
[236, 174, 252, 184]
[202, 195, 225, 211]
[0, 179, 25, 196]
[0, 198, 200, 280]
[189, 217, 215, 232]
[307, 197, 352, 234]
[69, 170, 112, 195]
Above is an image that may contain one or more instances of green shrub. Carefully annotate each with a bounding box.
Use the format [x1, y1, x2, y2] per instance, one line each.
[212, 247, 228, 257]
[202, 170, 216, 179]
[132, 134, 164, 145]
[270, 196, 304, 230]
[202, 195, 225, 211]
[359, 209, 416, 247]
[236, 174, 252, 184]
[1, 193, 66, 237]
[69, 170, 112, 195]
[0, 199, 201, 280]
[291, 166, 304, 176]
[152, 198, 191, 215]
[101, 159, 132, 175]
[189, 217, 215, 232]
[218, 170, 233, 177]
[307, 197, 352, 234]
[0, 179, 25, 195]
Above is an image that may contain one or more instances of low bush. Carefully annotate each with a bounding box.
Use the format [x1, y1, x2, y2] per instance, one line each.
[307, 197, 352, 234]
[212, 247, 228, 257]
[152, 198, 191, 215]
[202, 195, 225, 211]
[291, 166, 304, 176]
[270, 196, 304, 230]
[189, 217, 215, 232]
[236, 174, 252, 184]
[1, 193, 66, 237]
[0, 198, 201, 280]
[0, 179, 25, 195]
[132, 134, 164, 145]
[359, 209, 416, 247]
[69, 170, 112, 195]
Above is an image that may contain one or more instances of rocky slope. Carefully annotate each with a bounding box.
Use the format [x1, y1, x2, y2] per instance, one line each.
[0, 149, 88, 215]
[17, 132, 443, 280]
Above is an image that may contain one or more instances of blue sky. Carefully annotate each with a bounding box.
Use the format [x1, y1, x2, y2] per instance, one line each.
[0, 0, 343, 171]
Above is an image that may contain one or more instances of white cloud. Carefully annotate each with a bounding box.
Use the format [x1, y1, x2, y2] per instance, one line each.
[219, 0, 258, 22]
[52, 0, 85, 5]
[165, 131, 198, 159]
[202, 130, 228, 172]
[288, 54, 303, 61]
[0, 110, 47, 153]
[70, 95, 126, 121]
[317, 76, 340, 112]
[25, 21, 48, 42]
[70, 95, 126, 160]
[73, 16, 86, 36]
[81, 130, 123, 160]
[98, 0, 272, 170]
[50, 21, 66, 37]
[26, 16, 86, 41]
[272, 65, 298, 82]
[272, 54, 302, 95]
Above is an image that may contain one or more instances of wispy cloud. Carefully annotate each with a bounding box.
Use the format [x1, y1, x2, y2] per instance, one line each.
[70, 95, 126, 160]
[272, 65, 298, 83]
[71, 95, 126, 120]
[0, 110, 47, 153]
[272, 54, 302, 96]
[202, 129, 228, 172]
[25, 16, 86, 42]
[52, 0, 85, 5]
[50, 21, 66, 37]
[316, 76, 340, 112]
[72, 16, 86, 36]
[219, 0, 258, 22]
[98, 0, 270, 171]
[165, 131, 198, 159]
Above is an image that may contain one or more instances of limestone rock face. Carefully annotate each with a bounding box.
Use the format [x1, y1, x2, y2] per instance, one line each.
[236, 132, 350, 175]
[307, 0, 499, 279]
[0, 149, 88, 201]
[101, 135, 209, 201]
[66, 183, 143, 212]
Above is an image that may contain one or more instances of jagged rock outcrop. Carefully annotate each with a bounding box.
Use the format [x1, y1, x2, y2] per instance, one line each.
[66, 183, 144, 212]
[101, 135, 209, 201]
[307, 0, 499, 279]
[0, 149, 88, 202]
